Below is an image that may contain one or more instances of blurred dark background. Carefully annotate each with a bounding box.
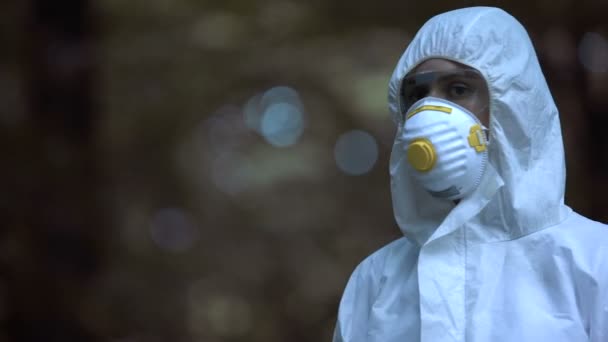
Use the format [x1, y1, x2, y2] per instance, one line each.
[1, 0, 607, 341]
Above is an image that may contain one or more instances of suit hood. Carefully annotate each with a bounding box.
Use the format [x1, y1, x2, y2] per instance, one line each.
[387, 7, 570, 246]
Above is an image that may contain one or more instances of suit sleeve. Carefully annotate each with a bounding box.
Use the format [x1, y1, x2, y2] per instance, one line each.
[589, 244, 608, 342]
[333, 253, 382, 342]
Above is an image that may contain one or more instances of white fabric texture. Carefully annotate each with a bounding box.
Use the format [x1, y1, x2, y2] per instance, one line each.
[400, 96, 489, 200]
[333, 6, 608, 342]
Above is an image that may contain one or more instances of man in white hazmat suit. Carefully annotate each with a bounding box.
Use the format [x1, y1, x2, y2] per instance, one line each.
[333, 6, 608, 342]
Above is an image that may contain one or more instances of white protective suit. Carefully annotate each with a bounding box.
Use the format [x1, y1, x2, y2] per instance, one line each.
[333, 7, 608, 342]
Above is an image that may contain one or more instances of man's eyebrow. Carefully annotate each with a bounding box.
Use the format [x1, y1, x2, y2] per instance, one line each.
[439, 71, 483, 81]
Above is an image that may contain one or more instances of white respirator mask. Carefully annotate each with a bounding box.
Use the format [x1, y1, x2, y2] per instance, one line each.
[401, 96, 489, 200]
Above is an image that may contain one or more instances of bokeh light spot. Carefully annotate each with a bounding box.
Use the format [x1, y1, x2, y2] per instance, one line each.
[188, 281, 252, 338]
[578, 32, 608, 72]
[260, 102, 304, 147]
[191, 11, 243, 50]
[243, 93, 264, 132]
[149, 208, 199, 252]
[334, 130, 378, 175]
[260, 86, 302, 109]
[244, 86, 306, 147]
[206, 105, 246, 155]
[210, 152, 248, 195]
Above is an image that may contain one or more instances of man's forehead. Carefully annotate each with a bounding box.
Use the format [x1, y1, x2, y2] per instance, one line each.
[408, 58, 476, 77]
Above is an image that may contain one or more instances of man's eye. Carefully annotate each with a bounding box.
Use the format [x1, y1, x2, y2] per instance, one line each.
[448, 83, 472, 97]
[408, 87, 429, 101]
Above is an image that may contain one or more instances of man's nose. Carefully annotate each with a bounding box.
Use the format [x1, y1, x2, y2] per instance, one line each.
[428, 87, 443, 98]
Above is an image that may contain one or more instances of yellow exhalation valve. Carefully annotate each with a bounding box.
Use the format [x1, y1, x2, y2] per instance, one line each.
[407, 138, 437, 172]
[468, 124, 487, 152]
